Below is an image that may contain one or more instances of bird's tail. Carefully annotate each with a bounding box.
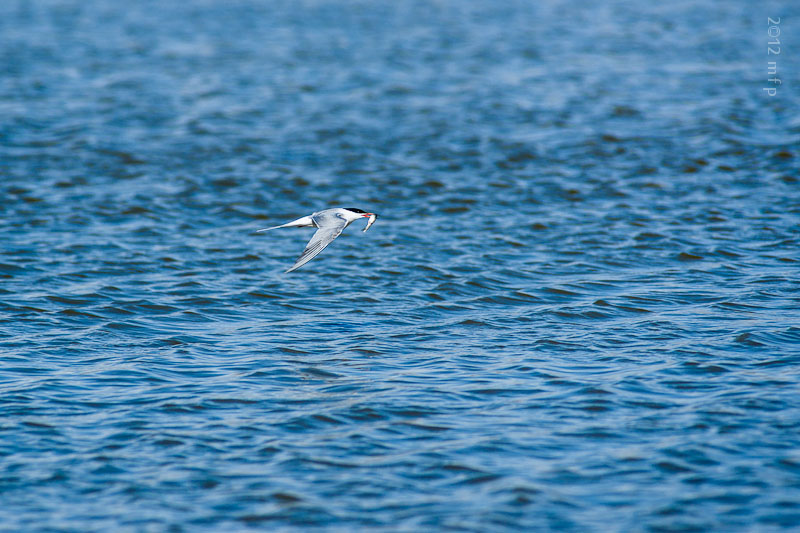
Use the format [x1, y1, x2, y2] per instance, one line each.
[255, 225, 283, 232]
[256, 215, 315, 232]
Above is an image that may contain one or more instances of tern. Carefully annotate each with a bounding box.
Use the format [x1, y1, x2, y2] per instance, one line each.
[257, 207, 378, 273]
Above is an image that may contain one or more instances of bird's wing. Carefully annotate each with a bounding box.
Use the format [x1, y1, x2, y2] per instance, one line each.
[285, 214, 347, 273]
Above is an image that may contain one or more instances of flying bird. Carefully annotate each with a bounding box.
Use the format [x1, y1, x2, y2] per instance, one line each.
[257, 207, 378, 272]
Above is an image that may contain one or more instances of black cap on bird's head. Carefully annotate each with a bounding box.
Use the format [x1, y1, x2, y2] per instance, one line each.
[345, 208, 368, 214]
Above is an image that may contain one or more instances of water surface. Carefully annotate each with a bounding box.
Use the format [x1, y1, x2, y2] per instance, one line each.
[1, 0, 799, 531]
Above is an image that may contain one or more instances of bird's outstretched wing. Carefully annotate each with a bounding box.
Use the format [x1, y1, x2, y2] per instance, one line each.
[285, 214, 347, 273]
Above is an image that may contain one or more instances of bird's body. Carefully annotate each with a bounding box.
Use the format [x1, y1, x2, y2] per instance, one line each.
[257, 207, 378, 272]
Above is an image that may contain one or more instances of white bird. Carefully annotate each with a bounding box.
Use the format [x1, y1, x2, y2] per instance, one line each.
[257, 207, 378, 273]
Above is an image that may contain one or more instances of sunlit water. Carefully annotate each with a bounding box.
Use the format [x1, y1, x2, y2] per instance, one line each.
[1, 1, 799, 531]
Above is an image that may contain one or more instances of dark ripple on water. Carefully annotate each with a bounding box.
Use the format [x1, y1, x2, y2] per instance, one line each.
[2, 0, 800, 531]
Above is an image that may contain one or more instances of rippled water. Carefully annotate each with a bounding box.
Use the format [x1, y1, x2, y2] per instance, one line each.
[2, 0, 800, 531]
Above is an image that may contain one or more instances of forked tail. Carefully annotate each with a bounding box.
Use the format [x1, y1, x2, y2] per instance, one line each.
[256, 215, 315, 232]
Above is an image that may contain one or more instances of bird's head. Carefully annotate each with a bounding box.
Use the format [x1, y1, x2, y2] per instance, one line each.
[345, 208, 378, 231]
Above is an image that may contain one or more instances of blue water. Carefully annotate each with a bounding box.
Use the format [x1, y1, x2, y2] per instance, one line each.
[2, 0, 800, 531]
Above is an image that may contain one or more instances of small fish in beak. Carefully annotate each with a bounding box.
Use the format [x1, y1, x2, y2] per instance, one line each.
[363, 213, 377, 232]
